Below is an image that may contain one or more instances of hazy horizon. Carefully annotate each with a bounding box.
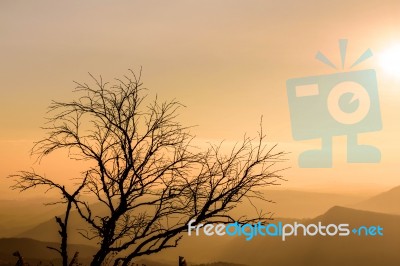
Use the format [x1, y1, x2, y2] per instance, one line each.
[2, 1, 400, 199]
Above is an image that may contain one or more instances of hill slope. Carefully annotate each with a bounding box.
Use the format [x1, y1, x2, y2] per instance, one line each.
[0, 198, 62, 237]
[218, 206, 400, 266]
[352, 185, 400, 215]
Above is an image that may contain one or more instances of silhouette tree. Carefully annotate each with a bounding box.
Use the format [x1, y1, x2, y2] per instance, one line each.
[11, 69, 286, 266]
[11, 170, 86, 266]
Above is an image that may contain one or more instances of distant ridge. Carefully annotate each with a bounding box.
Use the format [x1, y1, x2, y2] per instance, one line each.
[313, 205, 400, 223]
[10, 186, 400, 265]
[352, 185, 400, 215]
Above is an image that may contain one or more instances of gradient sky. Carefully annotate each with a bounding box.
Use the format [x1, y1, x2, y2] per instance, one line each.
[2, 0, 400, 198]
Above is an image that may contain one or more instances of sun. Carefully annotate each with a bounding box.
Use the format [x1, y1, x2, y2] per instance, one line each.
[378, 44, 400, 77]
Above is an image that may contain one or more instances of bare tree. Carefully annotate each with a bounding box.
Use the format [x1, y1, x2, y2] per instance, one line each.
[11, 69, 286, 266]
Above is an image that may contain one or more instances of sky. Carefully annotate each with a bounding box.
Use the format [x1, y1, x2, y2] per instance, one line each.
[2, 0, 400, 198]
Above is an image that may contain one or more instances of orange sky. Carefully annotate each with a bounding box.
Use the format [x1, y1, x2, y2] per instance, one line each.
[1, 0, 400, 198]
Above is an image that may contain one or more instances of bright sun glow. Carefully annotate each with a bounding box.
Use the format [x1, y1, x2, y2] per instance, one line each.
[379, 44, 400, 77]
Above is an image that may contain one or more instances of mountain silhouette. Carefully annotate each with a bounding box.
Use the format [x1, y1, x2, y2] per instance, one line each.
[10, 187, 400, 265]
[217, 206, 400, 266]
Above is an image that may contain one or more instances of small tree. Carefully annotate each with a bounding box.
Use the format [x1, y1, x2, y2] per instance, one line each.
[11, 69, 286, 266]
